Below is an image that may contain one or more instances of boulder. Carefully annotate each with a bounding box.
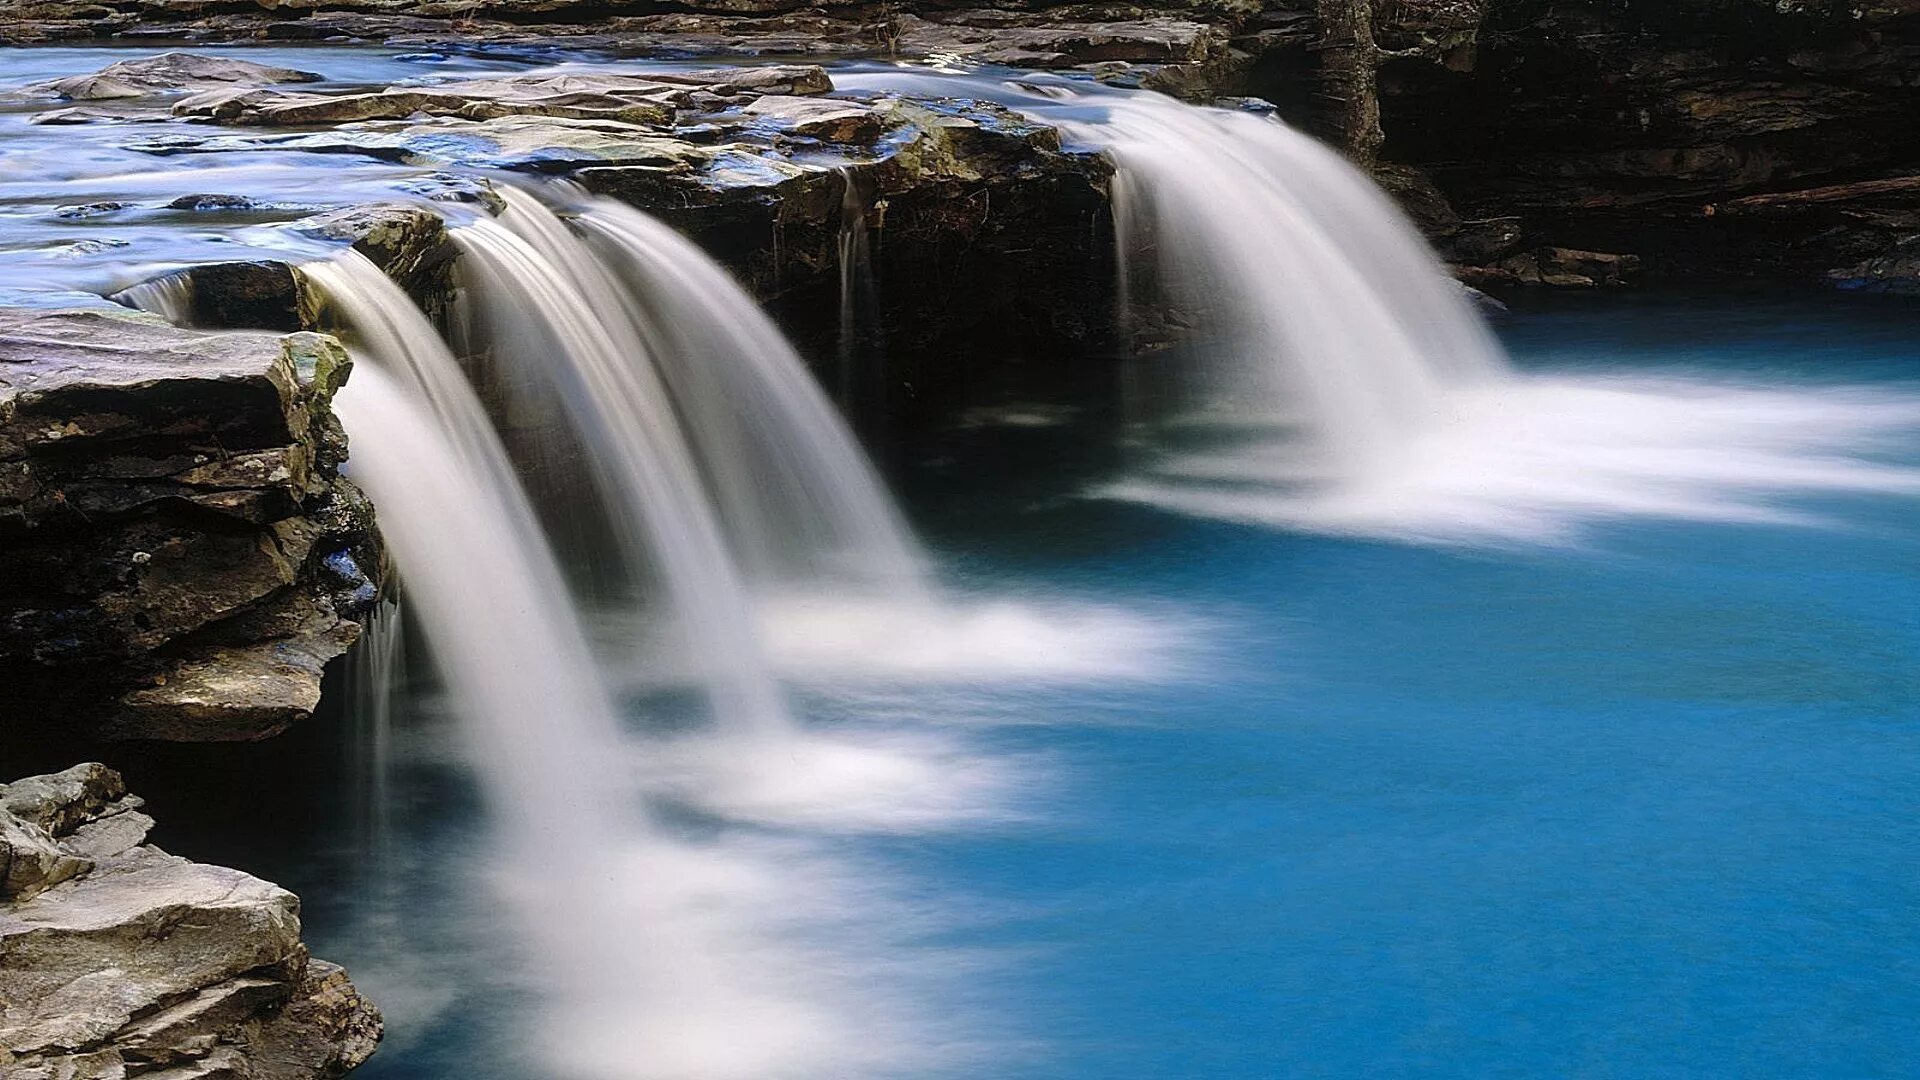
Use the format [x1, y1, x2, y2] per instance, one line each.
[1490, 246, 1642, 289]
[291, 203, 459, 316]
[0, 763, 380, 1077]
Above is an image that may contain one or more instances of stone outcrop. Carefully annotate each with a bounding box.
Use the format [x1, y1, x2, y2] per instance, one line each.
[0, 763, 381, 1078]
[1361, 0, 1920, 283]
[0, 309, 380, 741]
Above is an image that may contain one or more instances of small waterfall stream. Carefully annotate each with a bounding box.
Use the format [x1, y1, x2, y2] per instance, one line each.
[299, 187, 1015, 1080]
[833, 70, 1920, 545]
[573, 192, 927, 596]
[450, 190, 792, 733]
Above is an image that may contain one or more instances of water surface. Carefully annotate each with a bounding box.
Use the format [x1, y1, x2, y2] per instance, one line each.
[120, 292, 1920, 1079]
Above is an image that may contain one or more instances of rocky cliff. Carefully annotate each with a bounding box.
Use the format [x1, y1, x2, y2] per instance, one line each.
[0, 762, 381, 1078]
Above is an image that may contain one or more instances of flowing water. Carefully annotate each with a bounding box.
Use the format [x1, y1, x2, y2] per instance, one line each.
[6, 43, 1919, 1080]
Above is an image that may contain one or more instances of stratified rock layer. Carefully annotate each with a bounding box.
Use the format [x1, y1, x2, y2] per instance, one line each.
[0, 763, 381, 1079]
[0, 310, 379, 740]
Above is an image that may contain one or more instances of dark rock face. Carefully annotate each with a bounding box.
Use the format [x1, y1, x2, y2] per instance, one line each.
[1362, 0, 1920, 282]
[0, 310, 379, 741]
[570, 92, 1117, 424]
[0, 763, 381, 1078]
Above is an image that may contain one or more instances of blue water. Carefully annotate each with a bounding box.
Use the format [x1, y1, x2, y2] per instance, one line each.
[874, 293, 1920, 1079]
[123, 297, 1920, 1079]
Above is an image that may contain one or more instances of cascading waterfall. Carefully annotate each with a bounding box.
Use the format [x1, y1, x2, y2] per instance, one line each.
[303, 209, 1010, 1080]
[1075, 94, 1920, 542]
[1092, 93, 1506, 474]
[834, 70, 1920, 544]
[457, 187, 926, 597]
[449, 189, 791, 732]
[313, 308, 654, 1074]
[303, 253, 635, 823]
[571, 192, 928, 596]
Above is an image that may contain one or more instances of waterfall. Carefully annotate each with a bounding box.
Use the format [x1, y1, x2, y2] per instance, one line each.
[571, 191, 927, 596]
[1083, 94, 1505, 474]
[456, 186, 925, 598]
[305, 204, 1010, 1079]
[305, 254, 634, 820]
[344, 595, 404, 868]
[115, 271, 195, 325]
[834, 166, 880, 414]
[449, 190, 791, 733]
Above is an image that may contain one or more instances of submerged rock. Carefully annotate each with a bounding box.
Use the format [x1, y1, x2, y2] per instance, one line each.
[0, 310, 378, 740]
[0, 763, 380, 1077]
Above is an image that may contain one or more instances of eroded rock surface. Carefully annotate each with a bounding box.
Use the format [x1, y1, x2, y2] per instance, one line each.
[0, 310, 379, 740]
[0, 763, 381, 1078]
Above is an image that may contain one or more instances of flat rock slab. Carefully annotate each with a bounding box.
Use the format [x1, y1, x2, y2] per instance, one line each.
[15, 51, 323, 102]
[170, 63, 831, 128]
[0, 310, 304, 459]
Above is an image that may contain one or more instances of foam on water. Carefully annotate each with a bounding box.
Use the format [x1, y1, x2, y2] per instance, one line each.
[836, 69, 1920, 546]
[1108, 373, 1920, 546]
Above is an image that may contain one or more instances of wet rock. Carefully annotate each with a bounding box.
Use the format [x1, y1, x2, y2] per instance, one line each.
[291, 203, 458, 315]
[1458, 281, 1510, 318]
[0, 311, 377, 740]
[740, 95, 886, 141]
[1490, 246, 1642, 289]
[890, 12, 1231, 69]
[55, 202, 132, 220]
[1367, 0, 1920, 275]
[0, 763, 380, 1077]
[166, 193, 267, 211]
[136, 115, 725, 172]
[122, 261, 306, 331]
[1828, 236, 1920, 295]
[27, 106, 135, 125]
[18, 51, 322, 101]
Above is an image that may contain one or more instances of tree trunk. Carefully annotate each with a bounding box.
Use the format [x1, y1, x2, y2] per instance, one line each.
[1317, 0, 1385, 167]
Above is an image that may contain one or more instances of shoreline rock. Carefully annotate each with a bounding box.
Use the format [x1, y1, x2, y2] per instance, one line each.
[0, 763, 381, 1078]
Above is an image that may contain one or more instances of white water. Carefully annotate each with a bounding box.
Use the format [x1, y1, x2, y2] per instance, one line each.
[305, 254, 634, 826]
[312, 248, 1016, 1080]
[832, 71, 1920, 545]
[572, 191, 928, 595]
[450, 189, 791, 733]
[115, 271, 194, 325]
[1088, 94, 1920, 543]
